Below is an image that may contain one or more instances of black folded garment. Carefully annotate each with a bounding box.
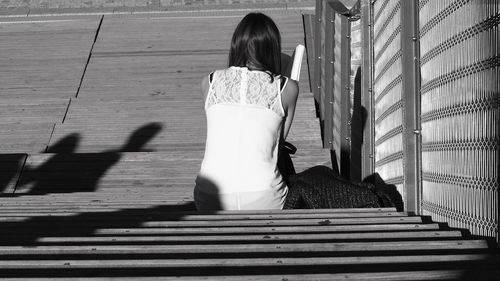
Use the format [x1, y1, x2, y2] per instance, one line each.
[284, 165, 395, 209]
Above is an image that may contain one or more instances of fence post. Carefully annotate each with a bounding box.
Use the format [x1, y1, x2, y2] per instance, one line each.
[313, 0, 323, 108]
[322, 4, 335, 151]
[337, 15, 352, 178]
[400, 0, 421, 214]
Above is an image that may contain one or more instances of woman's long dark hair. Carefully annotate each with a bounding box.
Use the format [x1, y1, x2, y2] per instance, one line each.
[228, 13, 281, 79]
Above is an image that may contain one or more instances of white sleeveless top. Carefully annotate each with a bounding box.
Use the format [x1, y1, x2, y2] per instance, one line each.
[194, 66, 288, 211]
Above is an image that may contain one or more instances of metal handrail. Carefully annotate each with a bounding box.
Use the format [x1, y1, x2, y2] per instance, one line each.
[313, 0, 362, 178]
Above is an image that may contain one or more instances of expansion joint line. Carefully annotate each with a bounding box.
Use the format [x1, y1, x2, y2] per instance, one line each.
[61, 98, 72, 124]
[75, 14, 104, 98]
[44, 123, 57, 153]
[13, 154, 29, 193]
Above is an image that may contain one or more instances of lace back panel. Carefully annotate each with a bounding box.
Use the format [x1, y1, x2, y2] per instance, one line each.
[205, 67, 285, 117]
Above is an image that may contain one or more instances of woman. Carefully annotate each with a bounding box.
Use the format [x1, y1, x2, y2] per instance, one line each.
[194, 13, 299, 211]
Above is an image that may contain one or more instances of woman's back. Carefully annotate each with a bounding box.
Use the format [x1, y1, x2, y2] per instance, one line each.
[195, 66, 288, 210]
[193, 12, 299, 211]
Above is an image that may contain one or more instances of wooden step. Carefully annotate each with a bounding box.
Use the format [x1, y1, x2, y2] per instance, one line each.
[0, 205, 496, 279]
[21, 231, 465, 244]
[0, 216, 424, 226]
[0, 240, 488, 256]
[0, 270, 487, 281]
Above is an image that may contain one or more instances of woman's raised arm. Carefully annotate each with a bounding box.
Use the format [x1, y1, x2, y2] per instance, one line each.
[281, 79, 299, 140]
[201, 75, 210, 103]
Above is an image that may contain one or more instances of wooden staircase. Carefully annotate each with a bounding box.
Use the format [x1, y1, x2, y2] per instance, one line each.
[0, 8, 498, 280]
[0, 204, 498, 279]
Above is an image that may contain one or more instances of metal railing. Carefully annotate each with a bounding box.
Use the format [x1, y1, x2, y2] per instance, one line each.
[310, 0, 499, 243]
[312, 0, 356, 178]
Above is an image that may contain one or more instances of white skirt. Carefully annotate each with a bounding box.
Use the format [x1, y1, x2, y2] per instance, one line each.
[193, 183, 288, 211]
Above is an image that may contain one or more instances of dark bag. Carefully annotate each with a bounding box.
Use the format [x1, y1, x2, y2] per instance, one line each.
[284, 165, 397, 210]
[278, 143, 396, 210]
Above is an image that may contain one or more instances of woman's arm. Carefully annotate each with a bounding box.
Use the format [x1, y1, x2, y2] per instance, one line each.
[281, 79, 299, 140]
[201, 75, 210, 103]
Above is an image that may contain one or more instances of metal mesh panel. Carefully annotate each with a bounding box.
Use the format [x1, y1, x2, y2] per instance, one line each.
[350, 19, 363, 180]
[351, 20, 362, 116]
[419, 0, 499, 242]
[372, 0, 405, 198]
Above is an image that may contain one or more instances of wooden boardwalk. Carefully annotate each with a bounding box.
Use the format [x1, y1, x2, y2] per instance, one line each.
[1, 10, 330, 197]
[0, 8, 498, 280]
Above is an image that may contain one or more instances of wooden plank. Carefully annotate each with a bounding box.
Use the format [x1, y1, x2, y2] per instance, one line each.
[0, 216, 423, 227]
[0, 240, 488, 256]
[1, 209, 410, 217]
[0, 207, 406, 218]
[0, 254, 492, 268]
[0, 210, 406, 218]
[88, 223, 440, 235]
[129, 216, 421, 226]
[0, 223, 441, 236]
[0, 200, 395, 212]
[29, 231, 464, 244]
[1, 213, 414, 221]
[0, 270, 472, 281]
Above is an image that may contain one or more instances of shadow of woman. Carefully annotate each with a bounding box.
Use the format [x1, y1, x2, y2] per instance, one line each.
[0, 201, 197, 246]
[16, 123, 162, 195]
[0, 154, 27, 193]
